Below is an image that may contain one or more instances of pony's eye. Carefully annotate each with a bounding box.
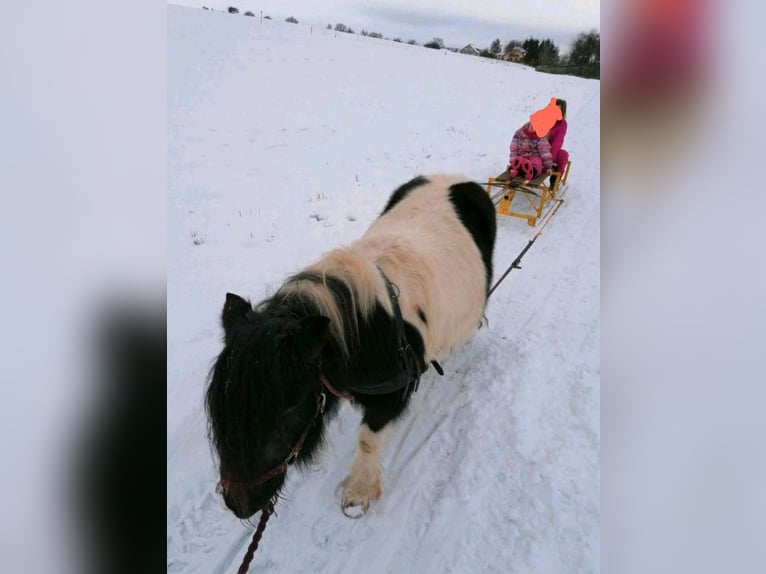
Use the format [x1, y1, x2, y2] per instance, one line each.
[282, 403, 299, 416]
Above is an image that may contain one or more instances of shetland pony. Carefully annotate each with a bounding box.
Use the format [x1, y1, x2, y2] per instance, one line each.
[206, 175, 496, 519]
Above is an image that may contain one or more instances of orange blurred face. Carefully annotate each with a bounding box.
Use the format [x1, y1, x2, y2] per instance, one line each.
[530, 97, 563, 138]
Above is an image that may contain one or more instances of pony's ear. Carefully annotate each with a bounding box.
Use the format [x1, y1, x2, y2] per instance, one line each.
[295, 316, 330, 362]
[222, 292, 251, 335]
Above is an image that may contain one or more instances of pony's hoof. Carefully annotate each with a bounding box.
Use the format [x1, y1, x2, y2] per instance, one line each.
[340, 498, 369, 518]
[340, 475, 380, 518]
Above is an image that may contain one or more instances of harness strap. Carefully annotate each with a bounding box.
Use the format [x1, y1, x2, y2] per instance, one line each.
[377, 267, 425, 401]
[319, 370, 354, 401]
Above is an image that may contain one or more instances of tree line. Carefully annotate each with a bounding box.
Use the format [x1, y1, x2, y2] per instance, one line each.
[481, 32, 600, 79]
[216, 8, 599, 79]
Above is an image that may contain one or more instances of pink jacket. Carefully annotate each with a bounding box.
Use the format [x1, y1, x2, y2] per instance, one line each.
[547, 119, 568, 159]
[509, 124, 553, 169]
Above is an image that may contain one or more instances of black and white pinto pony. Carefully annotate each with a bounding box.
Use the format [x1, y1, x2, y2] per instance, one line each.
[206, 175, 496, 519]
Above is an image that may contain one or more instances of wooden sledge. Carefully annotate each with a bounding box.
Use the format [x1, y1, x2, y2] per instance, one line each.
[486, 161, 571, 226]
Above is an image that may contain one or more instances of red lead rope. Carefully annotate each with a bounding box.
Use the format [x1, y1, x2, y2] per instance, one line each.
[236, 500, 274, 574]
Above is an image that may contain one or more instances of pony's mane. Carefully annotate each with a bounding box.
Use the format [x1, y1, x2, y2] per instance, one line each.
[266, 248, 383, 359]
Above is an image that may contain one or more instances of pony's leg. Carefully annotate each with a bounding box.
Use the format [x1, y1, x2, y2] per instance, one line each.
[341, 423, 389, 517]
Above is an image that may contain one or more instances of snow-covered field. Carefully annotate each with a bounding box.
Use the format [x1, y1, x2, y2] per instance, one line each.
[167, 4, 599, 573]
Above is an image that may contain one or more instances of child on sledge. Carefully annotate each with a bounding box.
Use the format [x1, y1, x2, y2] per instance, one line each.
[506, 121, 554, 181]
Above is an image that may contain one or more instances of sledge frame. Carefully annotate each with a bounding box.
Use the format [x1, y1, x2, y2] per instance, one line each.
[486, 161, 571, 226]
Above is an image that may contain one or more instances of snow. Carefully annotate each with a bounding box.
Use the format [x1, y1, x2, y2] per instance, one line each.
[167, 4, 599, 573]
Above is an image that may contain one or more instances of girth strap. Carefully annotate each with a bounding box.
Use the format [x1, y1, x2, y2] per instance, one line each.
[377, 267, 426, 401]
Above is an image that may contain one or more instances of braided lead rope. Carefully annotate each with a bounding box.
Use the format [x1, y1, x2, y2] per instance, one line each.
[236, 500, 275, 574]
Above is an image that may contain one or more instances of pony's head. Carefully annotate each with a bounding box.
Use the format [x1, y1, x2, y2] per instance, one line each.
[205, 292, 330, 519]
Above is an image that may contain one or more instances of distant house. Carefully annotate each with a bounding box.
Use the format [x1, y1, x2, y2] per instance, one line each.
[459, 44, 480, 56]
[504, 46, 527, 62]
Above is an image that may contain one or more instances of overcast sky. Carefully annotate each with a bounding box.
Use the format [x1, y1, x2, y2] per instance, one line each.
[171, 1, 600, 54]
